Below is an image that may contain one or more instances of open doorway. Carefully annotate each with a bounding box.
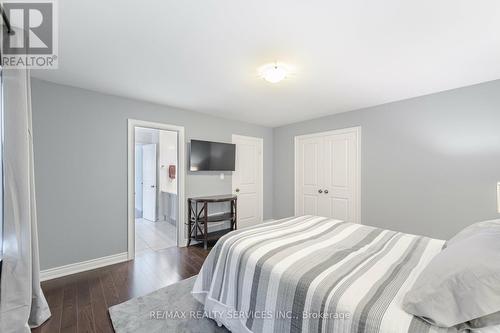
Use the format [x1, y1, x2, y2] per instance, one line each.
[128, 120, 185, 259]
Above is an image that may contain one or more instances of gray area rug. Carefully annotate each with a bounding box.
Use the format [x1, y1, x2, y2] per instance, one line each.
[108, 276, 229, 333]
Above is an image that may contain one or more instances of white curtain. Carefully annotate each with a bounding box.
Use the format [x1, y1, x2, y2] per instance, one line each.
[0, 30, 51, 332]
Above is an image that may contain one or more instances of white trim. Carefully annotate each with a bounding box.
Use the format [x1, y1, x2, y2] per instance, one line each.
[294, 126, 361, 223]
[293, 137, 298, 218]
[40, 252, 128, 281]
[232, 134, 264, 225]
[128, 119, 186, 261]
[497, 182, 500, 213]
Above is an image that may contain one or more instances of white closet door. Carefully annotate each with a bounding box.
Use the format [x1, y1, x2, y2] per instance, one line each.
[322, 131, 359, 222]
[295, 136, 324, 216]
[295, 128, 360, 223]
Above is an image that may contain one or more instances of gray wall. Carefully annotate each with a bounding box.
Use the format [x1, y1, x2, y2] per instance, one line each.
[31, 79, 273, 270]
[33, 77, 500, 269]
[274, 80, 500, 239]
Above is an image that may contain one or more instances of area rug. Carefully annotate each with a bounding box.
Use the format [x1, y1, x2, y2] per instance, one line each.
[108, 276, 229, 333]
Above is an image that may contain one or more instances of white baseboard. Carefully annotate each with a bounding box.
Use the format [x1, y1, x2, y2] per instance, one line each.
[40, 252, 129, 281]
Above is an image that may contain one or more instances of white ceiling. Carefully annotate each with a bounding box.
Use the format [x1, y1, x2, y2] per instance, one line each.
[32, 0, 500, 127]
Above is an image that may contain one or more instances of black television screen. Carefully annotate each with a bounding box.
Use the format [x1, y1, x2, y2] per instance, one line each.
[190, 140, 236, 171]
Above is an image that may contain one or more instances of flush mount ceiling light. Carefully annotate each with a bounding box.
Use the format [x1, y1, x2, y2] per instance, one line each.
[258, 62, 290, 83]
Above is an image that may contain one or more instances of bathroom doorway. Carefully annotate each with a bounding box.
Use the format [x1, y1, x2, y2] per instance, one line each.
[128, 120, 185, 259]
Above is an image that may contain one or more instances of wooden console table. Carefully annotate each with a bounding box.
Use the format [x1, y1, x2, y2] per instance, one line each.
[187, 195, 237, 249]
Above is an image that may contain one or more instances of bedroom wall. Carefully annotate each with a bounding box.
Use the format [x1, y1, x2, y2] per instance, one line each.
[274, 79, 500, 239]
[31, 78, 274, 270]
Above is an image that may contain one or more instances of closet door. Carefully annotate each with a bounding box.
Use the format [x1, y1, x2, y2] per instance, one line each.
[295, 128, 360, 223]
[322, 131, 359, 222]
[295, 136, 324, 216]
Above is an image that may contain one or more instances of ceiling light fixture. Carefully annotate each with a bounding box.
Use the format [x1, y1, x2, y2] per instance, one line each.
[259, 62, 289, 83]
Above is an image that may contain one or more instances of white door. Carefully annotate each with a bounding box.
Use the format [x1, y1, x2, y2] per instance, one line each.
[142, 144, 157, 221]
[134, 145, 143, 218]
[295, 136, 324, 216]
[295, 127, 360, 223]
[232, 135, 263, 228]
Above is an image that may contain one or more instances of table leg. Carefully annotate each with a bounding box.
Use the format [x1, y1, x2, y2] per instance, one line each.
[204, 202, 208, 250]
[187, 199, 192, 246]
[234, 198, 238, 230]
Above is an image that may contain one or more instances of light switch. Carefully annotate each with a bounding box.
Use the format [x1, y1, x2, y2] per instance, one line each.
[220, 173, 225, 180]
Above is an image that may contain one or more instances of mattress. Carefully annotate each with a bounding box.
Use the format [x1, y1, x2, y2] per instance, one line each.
[192, 216, 458, 333]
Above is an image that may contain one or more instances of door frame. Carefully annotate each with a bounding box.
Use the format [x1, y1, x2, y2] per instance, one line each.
[232, 134, 264, 225]
[127, 119, 186, 260]
[294, 126, 361, 223]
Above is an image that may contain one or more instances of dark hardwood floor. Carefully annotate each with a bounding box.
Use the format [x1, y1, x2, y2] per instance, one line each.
[31, 245, 210, 333]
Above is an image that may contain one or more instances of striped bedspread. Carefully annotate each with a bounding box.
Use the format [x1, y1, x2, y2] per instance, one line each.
[192, 216, 457, 333]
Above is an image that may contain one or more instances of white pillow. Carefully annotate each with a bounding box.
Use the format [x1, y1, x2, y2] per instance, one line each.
[444, 218, 500, 249]
[403, 219, 500, 328]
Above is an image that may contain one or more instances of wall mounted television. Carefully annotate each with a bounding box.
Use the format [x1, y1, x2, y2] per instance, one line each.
[189, 140, 236, 171]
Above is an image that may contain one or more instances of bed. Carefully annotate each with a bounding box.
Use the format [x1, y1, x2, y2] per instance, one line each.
[192, 216, 462, 333]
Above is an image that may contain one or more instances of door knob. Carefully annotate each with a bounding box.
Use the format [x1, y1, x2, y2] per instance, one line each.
[318, 189, 323, 194]
[324, 189, 329, 194]
[235, 188, 240, 193]
[150, 185, 155, 188]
